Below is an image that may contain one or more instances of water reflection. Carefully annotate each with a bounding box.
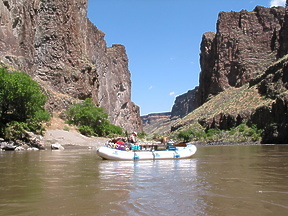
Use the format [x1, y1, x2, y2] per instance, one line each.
[98, 159, 204, 216]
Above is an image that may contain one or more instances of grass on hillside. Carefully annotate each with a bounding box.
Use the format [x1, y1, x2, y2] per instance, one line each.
[168, 83, 274, 143]
[181, 84, 273, 123]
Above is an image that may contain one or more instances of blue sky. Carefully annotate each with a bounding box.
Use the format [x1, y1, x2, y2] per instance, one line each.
[88, 0, 286, 116]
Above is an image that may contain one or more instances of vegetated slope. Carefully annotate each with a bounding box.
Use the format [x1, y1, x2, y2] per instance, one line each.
[171, 54, 288, 144]
[176, 87, 269, 126]
[171, 84, 272, 132]
[147, 83, 272, 138]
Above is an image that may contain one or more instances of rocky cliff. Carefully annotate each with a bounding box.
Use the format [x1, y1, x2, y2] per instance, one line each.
[169, 5, 286, 120]
[249, 55, 288, 143]
[170, 3, 288, 143]
[198, 6, 286, 105]
[172, 54, 288, 144]
[0, 0, 142, 132]
[279, 1, 288, 57]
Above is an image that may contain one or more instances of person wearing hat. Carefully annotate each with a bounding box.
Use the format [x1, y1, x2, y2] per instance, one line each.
[128, 131, 140, 150]
[128, 132, 137, 144]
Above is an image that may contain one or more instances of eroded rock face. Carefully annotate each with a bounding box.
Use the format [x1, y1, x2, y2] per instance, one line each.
[0, 0, 142, 132]
[169, 6, 286, 121]
[249, 56, 288, 143]
[279, 1, 288, 57]
[198, 6, 286, 105]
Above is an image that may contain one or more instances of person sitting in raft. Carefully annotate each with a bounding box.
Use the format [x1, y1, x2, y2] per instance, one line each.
[128, 132, 140, 150]
[128, 132, 137, 143]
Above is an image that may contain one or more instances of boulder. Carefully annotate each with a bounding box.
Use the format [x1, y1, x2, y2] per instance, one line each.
[51, 143, 65, 150]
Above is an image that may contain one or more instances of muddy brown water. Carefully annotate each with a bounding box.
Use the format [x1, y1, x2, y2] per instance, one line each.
[0, 144, 288, 216]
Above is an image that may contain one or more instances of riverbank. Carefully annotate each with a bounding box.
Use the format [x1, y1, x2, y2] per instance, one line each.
[0, 116, 263, 151]
[42, 129, 109, 150]
[41, 117, 109, 149]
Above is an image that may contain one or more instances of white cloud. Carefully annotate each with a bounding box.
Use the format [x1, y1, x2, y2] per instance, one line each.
[270, 0, 286, 7]
[148, 86, 153, 90]
[169, 92, 175, 96]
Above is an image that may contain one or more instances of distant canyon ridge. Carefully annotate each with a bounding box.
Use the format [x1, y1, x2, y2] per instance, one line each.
[0, 0, 142, 132]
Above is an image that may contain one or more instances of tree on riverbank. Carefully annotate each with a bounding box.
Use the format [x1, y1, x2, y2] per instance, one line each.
[66, 98, 122, 137]
[0, 67, 50, 139]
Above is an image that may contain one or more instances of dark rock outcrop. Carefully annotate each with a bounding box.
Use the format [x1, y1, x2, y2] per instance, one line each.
[279, 1, 288, 57]
[0, 0, 142, 132]
[248, 55, 288, 143]
[196, 54, 288, 143]
[197, 109, 254, 131]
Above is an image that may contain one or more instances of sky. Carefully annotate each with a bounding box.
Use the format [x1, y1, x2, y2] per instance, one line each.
[87, 0, 286, 116]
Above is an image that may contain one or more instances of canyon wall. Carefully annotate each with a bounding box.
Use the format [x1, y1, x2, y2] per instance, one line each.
[198, 6, 285, 104]
[0, 0, 142, 132]
[170, 5, 286, 119]
[170, 3, 288, 143]
[279, 1, 288, 57]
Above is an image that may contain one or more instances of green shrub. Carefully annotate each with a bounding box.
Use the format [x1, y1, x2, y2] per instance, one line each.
[4, 121, 29, 140]
[206, 128, 221, 138]
[238, 124, 246, 132]
[175, 128, 207, 142]
[137, 131, 147, 139]
[174, 123, 263, 143]
[78, 125, 94, 136]
[66, 98, 122, 137]
[229, 127, 236, 135]
[152, 133, 160, 140]
[101, 123, 123, 137]
[177, 129, 193, 142]
[244, 128, 254, 136]
[244, 124, 263, 141]
[252, 133, 261, 141]
[0, 67, 50, 139]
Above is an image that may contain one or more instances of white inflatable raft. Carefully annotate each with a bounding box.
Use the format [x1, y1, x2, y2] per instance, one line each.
[97, 144, 197, 160]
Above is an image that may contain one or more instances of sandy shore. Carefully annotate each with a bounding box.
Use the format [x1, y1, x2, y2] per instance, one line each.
[42, 129, 109, 150]
[39, 117, 109, 150]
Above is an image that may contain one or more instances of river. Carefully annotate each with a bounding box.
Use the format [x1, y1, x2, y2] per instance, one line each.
[0, 144, 288, 216]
